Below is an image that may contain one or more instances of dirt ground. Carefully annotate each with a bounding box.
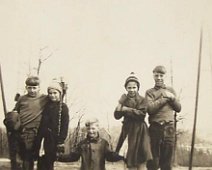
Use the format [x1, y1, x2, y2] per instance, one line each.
[0, 159, 212, 170]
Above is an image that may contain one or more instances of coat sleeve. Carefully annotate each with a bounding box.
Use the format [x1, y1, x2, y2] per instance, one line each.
[121, 97, 146, 120]
[114, 103, 125, 120]
[145, 90, 169, 115]
[58, 103, 69, 144]
[115, 105, 146, 120]
[13, 96, 22, 112]
[131, 98, 147, 117]
[115, 98, 147, 120]
[114, 94, 127, 120]
[118, 94, 127, 105]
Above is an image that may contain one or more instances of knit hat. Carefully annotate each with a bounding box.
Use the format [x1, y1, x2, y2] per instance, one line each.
[153, 65, 166, 74]
[85, 117, 99, 127]
[3, 111, 21, 131]
[25, 76, 40, 86]
[47, 81, 63, 94]
[124, 72, 140, 89]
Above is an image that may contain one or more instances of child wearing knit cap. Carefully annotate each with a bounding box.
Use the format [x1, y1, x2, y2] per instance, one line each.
[57, 117, 124, 170]
[35, 81, 69, 170]
[114, 72, 152, 170]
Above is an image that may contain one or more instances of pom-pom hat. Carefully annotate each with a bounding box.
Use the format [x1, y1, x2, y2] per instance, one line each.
[124, 72, 140, 89]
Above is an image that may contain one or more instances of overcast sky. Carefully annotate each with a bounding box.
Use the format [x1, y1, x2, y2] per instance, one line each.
[0, 0, 212, 140]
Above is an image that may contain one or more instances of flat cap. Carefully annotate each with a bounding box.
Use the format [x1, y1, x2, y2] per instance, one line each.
[25, 76, 40, 86]
[153, 65, 166, 74]
[85, 117, 99, 127]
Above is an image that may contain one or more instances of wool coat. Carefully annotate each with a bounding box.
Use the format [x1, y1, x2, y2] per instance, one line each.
[58, 135, 123, 170]
[114, 93, 152, 168]
[35, 100, 69, 167]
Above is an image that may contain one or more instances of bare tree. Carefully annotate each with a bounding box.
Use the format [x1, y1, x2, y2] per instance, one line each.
[36, 46, 52, 76]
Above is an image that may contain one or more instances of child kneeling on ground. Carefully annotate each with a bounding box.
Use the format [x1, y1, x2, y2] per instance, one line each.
[57, 118, 124, 170]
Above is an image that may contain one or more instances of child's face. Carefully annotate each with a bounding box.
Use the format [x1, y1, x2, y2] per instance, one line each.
[26, 86, 40, 97]
[48, 89, 61, 102]
[86, 123, 99, 139]
[153, 72, 165, 87]
[126, 81, 138, 98]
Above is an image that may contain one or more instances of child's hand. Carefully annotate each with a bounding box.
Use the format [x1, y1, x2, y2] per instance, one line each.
[163, 91, 175, 101]
[106, 152, 125, 162]
[57, 143, 65, 154]
[56, 153, 65, 161]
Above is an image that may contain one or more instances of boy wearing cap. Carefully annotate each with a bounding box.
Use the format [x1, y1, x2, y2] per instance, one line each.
[35, 81, 69, 170]
[145, 66, 181, 170]
[58, 118, 123, 170]
[114, 72, 152, 170]
[13, 76, 48, 170]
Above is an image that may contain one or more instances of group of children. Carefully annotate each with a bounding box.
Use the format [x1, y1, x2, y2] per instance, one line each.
[4, 65, 181, 170]
[4, 77, 70, 170]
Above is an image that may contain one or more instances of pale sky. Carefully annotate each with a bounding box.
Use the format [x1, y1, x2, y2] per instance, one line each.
[0, 0, 212, 140]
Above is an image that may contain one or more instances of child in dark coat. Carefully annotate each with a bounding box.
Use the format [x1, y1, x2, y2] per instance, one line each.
[36, 81, 69, 170]
[58, 118, 124, 170]
[114, 72, 152, 170]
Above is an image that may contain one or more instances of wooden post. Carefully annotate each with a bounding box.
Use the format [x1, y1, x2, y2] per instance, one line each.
[189, 29, 203, 170]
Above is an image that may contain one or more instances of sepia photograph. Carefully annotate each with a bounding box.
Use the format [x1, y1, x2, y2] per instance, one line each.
[0, 0, 212, 170]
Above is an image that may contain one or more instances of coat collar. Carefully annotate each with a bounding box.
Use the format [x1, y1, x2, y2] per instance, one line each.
[154, 84, 166, 90]
[87, 134, 100, 143]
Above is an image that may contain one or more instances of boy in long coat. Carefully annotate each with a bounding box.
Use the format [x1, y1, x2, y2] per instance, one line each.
[58, 118, 123, 170]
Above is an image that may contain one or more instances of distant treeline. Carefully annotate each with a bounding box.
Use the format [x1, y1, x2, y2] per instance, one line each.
[1, 127, 212, 167]
[176, 147, 212, 167]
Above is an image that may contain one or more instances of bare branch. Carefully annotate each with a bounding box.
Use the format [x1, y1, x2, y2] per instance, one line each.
[36, 47, 53, 75]
[43, 52, 53, 62]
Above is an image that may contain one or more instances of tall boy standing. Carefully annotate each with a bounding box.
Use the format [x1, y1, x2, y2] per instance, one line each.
[145, 66, 181, 170]
[14, 76, 47, 170]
